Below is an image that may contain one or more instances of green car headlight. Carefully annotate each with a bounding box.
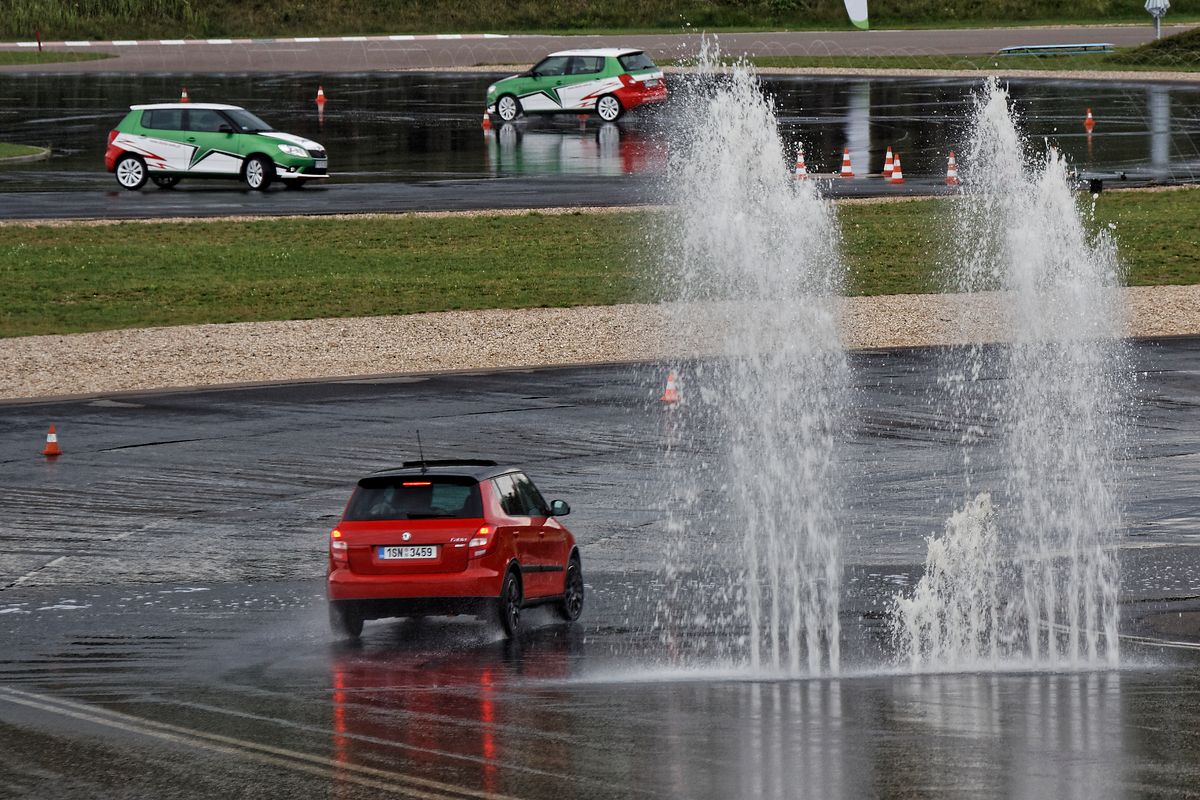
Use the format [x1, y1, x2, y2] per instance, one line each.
[277, 143, 308, 158]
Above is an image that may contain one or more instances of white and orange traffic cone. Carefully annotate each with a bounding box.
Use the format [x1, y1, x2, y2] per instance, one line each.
[316, 86, 326, 106]
[482, 110, 492, 131]
[180, 86, 189, 103]
[839, 147, 855, 178]
[945, 150, 961, 186]
[659, 371, 680, 405]
[882, 146, 894, 179]
[889, 153, 905, 185]
[794, 145, 808, 179]
[42, 425, 62, 458]
[1084, 107, 1095, 133]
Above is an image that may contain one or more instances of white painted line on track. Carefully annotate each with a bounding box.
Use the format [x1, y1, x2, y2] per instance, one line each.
[1120, 632, 1200, 652]
[158, 39, 186, 45]
[3, 555, 67, 591]
[437, 34, 464, 40]
[294, 37, 321, 43]
[341, 36, 368, 42]
[112, 40, 138, 46]
[0, 686, 523, 800]
[16, 42, 36, 47]
[206, 39, 233, 45]
[63, 41, 91, 47]
[390, 35, 416, 41]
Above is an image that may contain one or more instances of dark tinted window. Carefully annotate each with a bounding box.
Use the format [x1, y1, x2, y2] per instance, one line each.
[533, 56, 570, 76]
[513, 473, 550, 516]
[185, 109, 228, 132]
[142, 109, 184, 130]
[569, 56, 604, 75]
[617, 52, 656, 71]
[492, 474, 524, 516]
[344, 476, 482, 521]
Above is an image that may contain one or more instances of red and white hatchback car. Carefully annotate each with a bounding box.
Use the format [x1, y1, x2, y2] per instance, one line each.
[327, 460, 583, 639]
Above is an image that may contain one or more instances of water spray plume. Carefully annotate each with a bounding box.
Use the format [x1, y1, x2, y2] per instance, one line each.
[656, 42, 849, 676]
[892, 81, 1126, 671]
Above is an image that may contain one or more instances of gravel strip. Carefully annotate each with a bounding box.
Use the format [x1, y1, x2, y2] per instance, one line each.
[3, 285, 1198, 401]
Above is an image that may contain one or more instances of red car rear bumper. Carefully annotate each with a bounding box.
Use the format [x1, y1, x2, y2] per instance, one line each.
[104, 144, 122, 172]
[614, 79, 668, 111]
[327, 563, 504, 602]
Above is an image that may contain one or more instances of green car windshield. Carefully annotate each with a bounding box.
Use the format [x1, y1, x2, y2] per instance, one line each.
[225, 109, 274, 133]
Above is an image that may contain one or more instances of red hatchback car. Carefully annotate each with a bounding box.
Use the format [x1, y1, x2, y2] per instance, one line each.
[327, 460, 583, 639]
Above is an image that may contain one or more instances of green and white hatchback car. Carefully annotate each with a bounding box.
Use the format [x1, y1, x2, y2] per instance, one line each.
[105, 103, 328, 191]
[486, 49, 667, 123]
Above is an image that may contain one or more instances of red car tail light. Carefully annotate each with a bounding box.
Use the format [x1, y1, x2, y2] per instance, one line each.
[468, 526, 492, 557]
[330, 528, 348, 562]
[107, 130, 119, 146]
[618, 73, 635, 87]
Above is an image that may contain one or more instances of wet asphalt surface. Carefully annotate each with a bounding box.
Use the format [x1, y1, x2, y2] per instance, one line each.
[1, 341, 1200, 798]
[2, 71, 1199, 219]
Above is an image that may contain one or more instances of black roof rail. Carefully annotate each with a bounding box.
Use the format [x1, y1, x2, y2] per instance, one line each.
[398, 459, 499, 469]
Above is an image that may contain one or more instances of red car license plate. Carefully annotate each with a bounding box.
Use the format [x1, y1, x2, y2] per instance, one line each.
[379, 545, 437, 560]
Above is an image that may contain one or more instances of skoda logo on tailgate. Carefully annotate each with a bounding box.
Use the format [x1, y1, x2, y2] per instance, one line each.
[401, 532, 412, 541]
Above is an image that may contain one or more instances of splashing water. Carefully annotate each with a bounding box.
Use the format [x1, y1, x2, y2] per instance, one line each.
[655, 49, 849, 675]
[893, 81, 1126, 671]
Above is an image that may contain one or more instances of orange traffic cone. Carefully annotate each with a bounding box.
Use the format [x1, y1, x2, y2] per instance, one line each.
[180, 86, 189, 103]
[316, 86, 326, 106]
[1084, 107, 1095, 133]
[945, 150, 961, 186]
[659, 371, 680, 405]
[882, 146, 894, 179]
[794, 146, 808, 179]
[889, 153, 905, 185]
[42, 425, 62, 458]
[839, 147, 855, 178]
[481, 110, 492, 131]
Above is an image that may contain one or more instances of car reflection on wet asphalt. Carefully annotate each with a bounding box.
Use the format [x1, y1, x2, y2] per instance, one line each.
[2, 349, 1200, 797]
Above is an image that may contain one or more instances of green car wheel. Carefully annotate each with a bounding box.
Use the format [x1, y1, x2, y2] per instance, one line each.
[243, 155, 274, 191]
[496, 94, 521, 122]
[596, 95, 623, 122]
[114, 154, 147, 190]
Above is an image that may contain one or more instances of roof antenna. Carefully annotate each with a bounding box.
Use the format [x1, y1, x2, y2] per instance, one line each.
[416, 430, 427, 474]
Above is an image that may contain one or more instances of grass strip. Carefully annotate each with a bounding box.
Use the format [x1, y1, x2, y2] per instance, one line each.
[0, 212, 637, 338]
[2, 0, 1197, 41]
[0, 51, 112, 65]
[0, 143, 46, 159]
[1, 190, 1198, 339]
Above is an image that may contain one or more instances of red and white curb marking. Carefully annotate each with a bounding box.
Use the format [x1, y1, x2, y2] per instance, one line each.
[5, 33, 509, 48]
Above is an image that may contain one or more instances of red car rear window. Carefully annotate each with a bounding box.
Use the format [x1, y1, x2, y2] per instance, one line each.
[345, 476, 482, 520]
[617, 52, 656, 71]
